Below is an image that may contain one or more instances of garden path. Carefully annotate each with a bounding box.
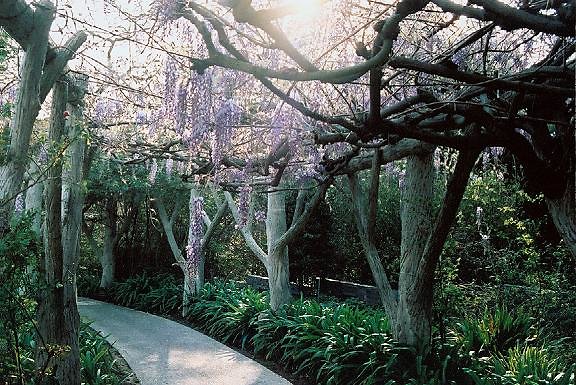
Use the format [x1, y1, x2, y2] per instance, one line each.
[78, 297, 292, 385]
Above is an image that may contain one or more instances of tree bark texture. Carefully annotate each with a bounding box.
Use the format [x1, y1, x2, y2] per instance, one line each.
[348, 172, 398, 324]
[24, 162, 44, 236]
[395, 152, 435, 347]
[99, 199, 117, 288]
[59, 74, 87, 385]
[546, 174, 576, 258]
[266, 189, 291, 311]
[0, 2, 53, 231]
[36, 78, 71, 382]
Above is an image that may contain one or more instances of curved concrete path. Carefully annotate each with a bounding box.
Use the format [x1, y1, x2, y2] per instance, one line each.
[78, 298, 292, 385]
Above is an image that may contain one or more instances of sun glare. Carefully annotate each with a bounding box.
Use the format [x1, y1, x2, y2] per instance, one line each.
[286, 0, 323, 18]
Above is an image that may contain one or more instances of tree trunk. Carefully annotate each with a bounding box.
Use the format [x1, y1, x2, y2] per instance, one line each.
[395, 152, 435, 347]
[99, 224, 115, 288]
[225, 181, 326, 311]
[187, 188, 203, 297]
[37, 77, 67, 381]
[546, 156, 575, 258]
[0, 2, 53, 232]
[348, 171, 398, 324]
[266, 189, 291, 311]
[24, 162, 43, 236]
[58, 74, 87, 384]
[195, 255, 206, 295]
[266, 249, 291, 311]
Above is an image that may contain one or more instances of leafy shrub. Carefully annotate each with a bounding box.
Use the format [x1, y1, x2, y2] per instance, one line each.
[80, 322, 125, 385]
[77, 268, 101, 298]
[110, 272, 181, 314]
[252, 299, 402, 385]
[141, 282, 182, 315]
[451, 307, 534, 357]
[186, 280, 268, 349]
[465, 345, 575, 385]
[80, 320, 142, 385]
[0, 214, 41, 382]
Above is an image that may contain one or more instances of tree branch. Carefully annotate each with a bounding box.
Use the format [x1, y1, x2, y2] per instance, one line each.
[388, 56, 574, 96]
[224, 191, 268, 265]
[40, 31, 88, 103]
[277, 178, 331, 250]
[432, 0, 574, 36]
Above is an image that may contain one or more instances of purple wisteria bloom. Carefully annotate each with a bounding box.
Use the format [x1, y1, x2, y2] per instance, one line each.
[14, 193, 24, 215]
[237, 184, 252, 228]
[148, 159, 158, 184]
[135, 111, 147, 125]
[163, 57, 178, 115]
[187, 72, 212, 151]
[38, 144, 48, 163]
[93, 99, 123, 125]
[165, 158, 174, 176]
[254, 210, 266, 223]
[175, 82, 188, 135]
[212, 98, 241, 167]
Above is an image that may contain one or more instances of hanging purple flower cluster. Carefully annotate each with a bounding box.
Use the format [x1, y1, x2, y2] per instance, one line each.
[93, 99, 123, 125]
[135, 111, 147, 125]
[185, 72, 212, 151]
[237, 184, 252, 228]
[14, 193, 24, 215]
[148, 159, 158, 184]
[186, 196, 204, 278]
[165, 158, 174, 176]
[212, 98, 241, 167]
[254, 209, 266, 223]
[270, 104, 298, 148]
[38, 143, 48, 163]
[293, 146, 324, 184]
[175, 82, 188, 135]
[163, 58, 178, 115]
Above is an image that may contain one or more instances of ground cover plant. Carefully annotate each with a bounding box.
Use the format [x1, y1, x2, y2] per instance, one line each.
[0, 216, 136, 385]
[0, 316, 135, 385]
[91, 275, 575, 385]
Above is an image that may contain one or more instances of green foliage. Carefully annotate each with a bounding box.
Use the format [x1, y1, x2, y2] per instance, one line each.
[465, 345, 575, 385]
[451, 307, 534, 357]
[0, 214, 41, 382]
[0, 217, 132, 384]
[110, 273, 182, 314]
[186, 280, 268, 349]
[252, 299, 399, 385]
[79, 322, 131, 385]
[84, 273, 575, 385]
[77, 259, 102, 298]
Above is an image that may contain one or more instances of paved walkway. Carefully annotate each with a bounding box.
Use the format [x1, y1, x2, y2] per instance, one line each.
[78, 298, 292, 385]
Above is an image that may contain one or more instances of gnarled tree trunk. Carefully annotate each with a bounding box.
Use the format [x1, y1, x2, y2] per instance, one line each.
[266, 190, 291, 311]
[0, 1, 53, 231]
[59, 73, 87, 385]
[154, 185, 228, 315]
[226, 181, 329, 311]
[99, 199, 117, 288]
[395, 152, 434, 347]
[348, 144, 480, 348]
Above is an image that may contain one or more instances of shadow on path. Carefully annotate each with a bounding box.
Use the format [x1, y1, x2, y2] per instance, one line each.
[78, 297, 292, 385]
